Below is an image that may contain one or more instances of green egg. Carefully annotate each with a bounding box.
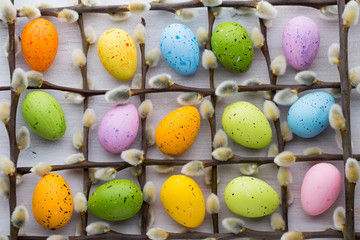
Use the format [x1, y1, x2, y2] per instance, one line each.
[88, 179, 143, 221]
[21, 91, 66, 140]
[224, 176, 280, 218]
[211, 22, 253, 73]
[222, 101, 272, 149]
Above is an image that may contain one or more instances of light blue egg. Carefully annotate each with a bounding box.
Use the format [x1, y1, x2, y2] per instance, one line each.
[160, 24, 199, 76]
[287, 92, 335, 138]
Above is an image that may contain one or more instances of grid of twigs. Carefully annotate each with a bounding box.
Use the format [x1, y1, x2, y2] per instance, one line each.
[1, 0, 359, 239]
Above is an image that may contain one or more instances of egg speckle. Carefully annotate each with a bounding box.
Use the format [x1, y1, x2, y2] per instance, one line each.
[21, 91, 66, 140]
[32, 173, 73, 230]
[224, 176, 279, 217]
[21, 18, 58, 72]
[161, 175, 205, 228]
[211, 22, 253, 73]
[287, 92, 335, 138]
[282, 16, 320, 70]
[160, 24, 200, 75]
[155, 106, 200, 155]
[98, 103, 139, 153]
[222, 101, 272, 149]
[88, 179, 143, 221]
[301, 163, 342, 216]
[98, 28, 137, 81]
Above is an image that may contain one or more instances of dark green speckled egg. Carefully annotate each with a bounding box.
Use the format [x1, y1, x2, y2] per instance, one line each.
[21, 91, 66, 140]
[88, 179, 143, 221]
[211, 22, 253, 73]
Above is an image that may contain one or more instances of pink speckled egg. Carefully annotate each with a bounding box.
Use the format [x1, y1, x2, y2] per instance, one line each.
[301, 163, 341, 216]
[282, 16, 320, 70]
[98, 103, 139, 153]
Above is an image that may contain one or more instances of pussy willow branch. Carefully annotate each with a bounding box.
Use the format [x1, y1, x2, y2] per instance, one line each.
[2, 80, 342, 97]
[0, 80, 346, 96]
[138, 18, 150, 235]
[337, 0, 353, 239]
[5, 4, 21, 238]
[16, 228, 358, 240]
[258, 18, 288, 231]
[33, 0, 342, 17]
[77, 7, 91, 236]
[16, 153, 357, 175]
[206, 8, 218, 234]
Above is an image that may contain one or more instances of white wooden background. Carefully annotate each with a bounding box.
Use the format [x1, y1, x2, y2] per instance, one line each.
[0, 0, 360, 238]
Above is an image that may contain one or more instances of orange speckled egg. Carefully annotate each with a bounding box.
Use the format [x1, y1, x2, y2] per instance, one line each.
[21, 18, 58, 72]
[155, 106, 200, 156]
[97, 28, 137, 81]
[32, 173, 73, 230]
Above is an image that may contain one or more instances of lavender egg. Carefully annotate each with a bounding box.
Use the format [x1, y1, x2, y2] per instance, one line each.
[282, 16, 320, 70]
[98, 103, 139, 153]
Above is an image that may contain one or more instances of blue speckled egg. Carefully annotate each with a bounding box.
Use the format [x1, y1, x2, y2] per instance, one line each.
[282, 16, 320, 70]
[160, 24, 199, 76]
[287, 92, 335, 138]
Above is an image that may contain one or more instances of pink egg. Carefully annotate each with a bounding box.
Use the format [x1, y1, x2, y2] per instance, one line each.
[282, 16, 320, 70]
[98, 103, 139, 153]
[301, 163, 341, 216]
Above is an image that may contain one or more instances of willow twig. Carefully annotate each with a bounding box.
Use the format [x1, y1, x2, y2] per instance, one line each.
[137, 18, 150, 235]
[33, 0, 343, 18]
[77, 6, 91, 236]
[16, 227, 357, 240]
[206, 7, 218, 234]
[337, 0, 354, 239]
[259, 18, 287, 231]
[16, 152, 354, 176]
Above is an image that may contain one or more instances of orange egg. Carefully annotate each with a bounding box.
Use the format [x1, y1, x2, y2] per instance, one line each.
[32, 173, 73, 230]
[21, 18, 58, 72]
[155, 106, 200, 155]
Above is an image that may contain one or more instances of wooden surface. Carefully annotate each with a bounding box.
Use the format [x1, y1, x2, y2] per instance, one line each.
[0, 0, 359, 238]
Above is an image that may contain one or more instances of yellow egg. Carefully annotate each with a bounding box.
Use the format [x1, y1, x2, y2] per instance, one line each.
[161, 175, 205, 228]
[97, 28, 137, 81]
[32, 173, 73, 229]
[155, 106, 200, 156]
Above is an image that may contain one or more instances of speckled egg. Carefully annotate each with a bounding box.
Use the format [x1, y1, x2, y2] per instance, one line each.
[282, 16, 320, 70]
[222, 101, 272, 149]
[21, 91, 66, 140]
[98, 103, 139, 153]
[211, 22, 253, 73]
[301, 163, 342, 216]
[161, 175, 205, 228]
[224, 176, 279, 218]
[160, 24, 200, 75]
[98, 28, 137, 81]
[32, 173, 73, 229]
[155, 106, 200, 156]
[287, 92, 335, 138]
[88, 179, 143, 221]
[21, 18, 58, 72]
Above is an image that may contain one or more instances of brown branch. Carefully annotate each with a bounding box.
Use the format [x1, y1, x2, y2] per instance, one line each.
[205, 7, 219, 234]
[259, 17, 287, 231]
[16, 152, 351, 176]
[77, 7, 91, 236]
[6, 14, 21, 240]
[16, 228, 360, 240]
[34, 0, 343, 18]
[337, 0, 354, 239]
[137, 18, 150, 235]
